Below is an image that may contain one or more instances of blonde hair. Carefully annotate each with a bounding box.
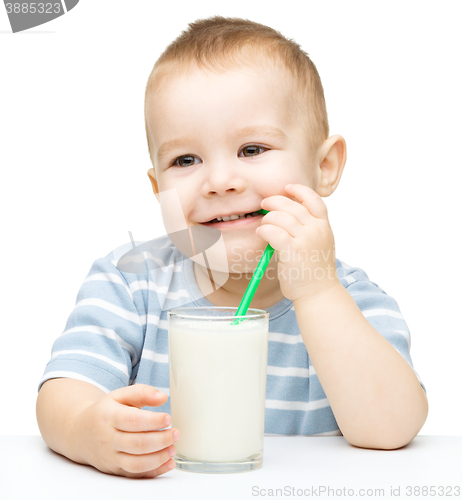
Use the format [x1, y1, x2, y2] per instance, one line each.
[145, 16, 329, 165]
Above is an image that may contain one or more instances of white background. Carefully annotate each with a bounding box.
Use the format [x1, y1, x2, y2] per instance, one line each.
[1, 0, 461, 437]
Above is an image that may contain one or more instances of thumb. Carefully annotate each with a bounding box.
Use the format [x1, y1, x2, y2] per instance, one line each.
[110, 384, 168, 409]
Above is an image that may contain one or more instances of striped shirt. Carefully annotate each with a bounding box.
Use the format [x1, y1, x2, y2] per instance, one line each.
[39, 235, 425, 436]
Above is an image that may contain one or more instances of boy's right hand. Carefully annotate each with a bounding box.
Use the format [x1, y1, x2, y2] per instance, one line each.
[74, 384, 179, 478]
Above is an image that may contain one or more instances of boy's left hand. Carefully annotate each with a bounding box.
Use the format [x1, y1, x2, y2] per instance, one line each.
[256, 183, 340, 303]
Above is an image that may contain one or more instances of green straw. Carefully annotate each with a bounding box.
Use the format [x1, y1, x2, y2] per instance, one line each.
[232, 209, 274, 325]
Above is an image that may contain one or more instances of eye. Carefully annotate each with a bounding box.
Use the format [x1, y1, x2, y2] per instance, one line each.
[240, 145, 269, 157]
[172, 155, 201, 167]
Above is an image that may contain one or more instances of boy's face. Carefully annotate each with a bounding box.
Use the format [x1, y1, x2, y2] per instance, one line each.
[146, 64, 322, 272]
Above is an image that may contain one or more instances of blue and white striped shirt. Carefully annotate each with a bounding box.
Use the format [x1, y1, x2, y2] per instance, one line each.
[39, 236, 425, 436]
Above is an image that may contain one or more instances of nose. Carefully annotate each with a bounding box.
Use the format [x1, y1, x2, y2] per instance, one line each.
[201, 162, 246, 196]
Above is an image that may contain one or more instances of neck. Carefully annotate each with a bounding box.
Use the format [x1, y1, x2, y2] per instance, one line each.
[193, 260, 285, 309]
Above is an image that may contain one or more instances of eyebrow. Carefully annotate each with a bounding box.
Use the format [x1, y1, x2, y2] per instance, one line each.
[156, 125, 287, 162]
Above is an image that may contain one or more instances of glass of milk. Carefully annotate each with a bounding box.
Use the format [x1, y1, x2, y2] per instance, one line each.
[168, 306, 269, 473]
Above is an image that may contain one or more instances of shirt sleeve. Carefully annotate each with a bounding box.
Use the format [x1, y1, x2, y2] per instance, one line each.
[342, 267, 426, 394]
[38, 256, 147, 394]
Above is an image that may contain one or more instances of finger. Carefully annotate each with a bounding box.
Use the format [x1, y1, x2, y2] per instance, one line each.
[110, 384, 168, 409]
[116, 458, 176, 479]
[113, 406, 171, 432]
[260, 211, 302, 239]
[284, 184, 328, 220]
[115, 458, 176, 479]
[117, 445, 177, 475]
[115, 428, 179, 455]
[261, 194, 311, 225]
[142, 459, 176, 479]
[256, 224, 293, 253]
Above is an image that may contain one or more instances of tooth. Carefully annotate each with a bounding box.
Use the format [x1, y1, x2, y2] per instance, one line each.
[215, 213, 250, 222]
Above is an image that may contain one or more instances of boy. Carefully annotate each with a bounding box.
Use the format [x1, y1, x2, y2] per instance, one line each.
[36, 16, 428, 479]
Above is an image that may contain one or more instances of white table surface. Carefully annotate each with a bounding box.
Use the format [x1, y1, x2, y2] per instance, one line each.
[1, 436, 461, 499]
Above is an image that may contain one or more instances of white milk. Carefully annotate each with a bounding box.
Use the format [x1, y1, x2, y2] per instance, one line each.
[169, 317, 268, 462]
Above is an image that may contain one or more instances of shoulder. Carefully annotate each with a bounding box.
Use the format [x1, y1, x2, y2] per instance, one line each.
[89, 235, 177, 279]
[336, 258, 386, 294]
[336, 258, 403, 317]
[78, 235, 179, 304]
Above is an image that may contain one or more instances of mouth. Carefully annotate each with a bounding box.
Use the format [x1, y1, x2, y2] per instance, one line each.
[200, 210, 263, 228]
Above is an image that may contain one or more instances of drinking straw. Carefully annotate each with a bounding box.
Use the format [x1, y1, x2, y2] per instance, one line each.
[232, 210, 274, 324]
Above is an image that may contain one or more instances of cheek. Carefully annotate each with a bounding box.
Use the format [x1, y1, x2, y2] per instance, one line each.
[258, 152, 312, 187]
[269, 160, 315, 191]
[158, 187, 190, 234]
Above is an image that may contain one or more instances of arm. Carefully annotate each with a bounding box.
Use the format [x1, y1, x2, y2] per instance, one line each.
[293, 284, 428, 449]
[257, 184, 428, 449]
[36, 378, 105, 464]
[36, 378, 179, 478]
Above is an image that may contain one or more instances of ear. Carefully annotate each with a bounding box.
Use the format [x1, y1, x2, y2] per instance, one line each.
[315, 135, 347, 197]
[147, 168, 160, 202]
